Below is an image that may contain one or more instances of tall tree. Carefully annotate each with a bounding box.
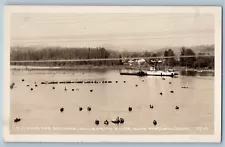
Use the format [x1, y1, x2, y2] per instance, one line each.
[164, 49, 176, 67]
[195, 52, 214, 69]
[167, 49, 176, 67]
[180, 47, 196, 68]
[119, 54, 123, 65]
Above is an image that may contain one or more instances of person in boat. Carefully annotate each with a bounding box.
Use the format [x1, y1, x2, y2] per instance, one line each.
[111, 116, 120, 124]
[10, 83, 15, 89]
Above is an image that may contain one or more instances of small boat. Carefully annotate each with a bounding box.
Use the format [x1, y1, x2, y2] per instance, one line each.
[111, 117, 120, 124]
[10, 83, 15, 89]
[14, 118, 21, 123]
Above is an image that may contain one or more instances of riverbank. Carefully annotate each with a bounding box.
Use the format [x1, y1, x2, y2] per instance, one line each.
[10, 65, 215, 73]
[178, 67, 214, 73]
[10, 65, 126, 70]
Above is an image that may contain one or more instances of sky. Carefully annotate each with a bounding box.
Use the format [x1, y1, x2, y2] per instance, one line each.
[10, 13, 214, 51]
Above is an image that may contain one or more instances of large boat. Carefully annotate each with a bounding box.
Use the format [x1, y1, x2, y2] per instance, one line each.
[146, 70, 178, 77]
[146, 67, 178, 77]
[120, 69, 147, 76]
[120, 67, 178, 77]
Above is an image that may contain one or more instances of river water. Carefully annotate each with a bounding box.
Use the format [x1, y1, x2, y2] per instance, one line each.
[10, 69, 214, 134]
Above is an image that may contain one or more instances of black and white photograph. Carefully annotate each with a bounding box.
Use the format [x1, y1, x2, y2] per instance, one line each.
[4, 6, 222, 142]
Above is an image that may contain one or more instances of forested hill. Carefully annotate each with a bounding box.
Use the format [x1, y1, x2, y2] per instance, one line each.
[10, 45, 214, 61]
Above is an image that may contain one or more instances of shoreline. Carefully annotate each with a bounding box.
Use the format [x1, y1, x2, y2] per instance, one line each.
[10, 65, 215, 73]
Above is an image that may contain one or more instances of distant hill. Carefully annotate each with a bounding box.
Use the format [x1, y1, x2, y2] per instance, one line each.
[153, 45, 214, 55]
[191, 45, 214, 54]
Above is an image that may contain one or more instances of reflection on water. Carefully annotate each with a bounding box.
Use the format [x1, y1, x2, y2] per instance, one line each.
[10, 69, 214, 135]
[180, 70, 214, 77]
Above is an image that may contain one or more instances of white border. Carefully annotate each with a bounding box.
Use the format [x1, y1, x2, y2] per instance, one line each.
[3, 6, 222, 142]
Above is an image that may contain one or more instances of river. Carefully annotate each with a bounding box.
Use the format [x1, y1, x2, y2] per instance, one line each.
[10, 69, 214, 135]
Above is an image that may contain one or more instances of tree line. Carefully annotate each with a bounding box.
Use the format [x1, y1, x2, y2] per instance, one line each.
[10, 46, 214, 69]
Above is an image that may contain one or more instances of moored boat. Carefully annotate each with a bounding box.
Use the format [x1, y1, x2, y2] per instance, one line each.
[120, 67, 178, 77]
[120, 70, 147, 76]
[146, 67, 178, 77]
[146, 70, 178, 77]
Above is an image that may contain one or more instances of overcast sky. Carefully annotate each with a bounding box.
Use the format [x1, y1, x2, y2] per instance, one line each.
[11, 13, 214, 51]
